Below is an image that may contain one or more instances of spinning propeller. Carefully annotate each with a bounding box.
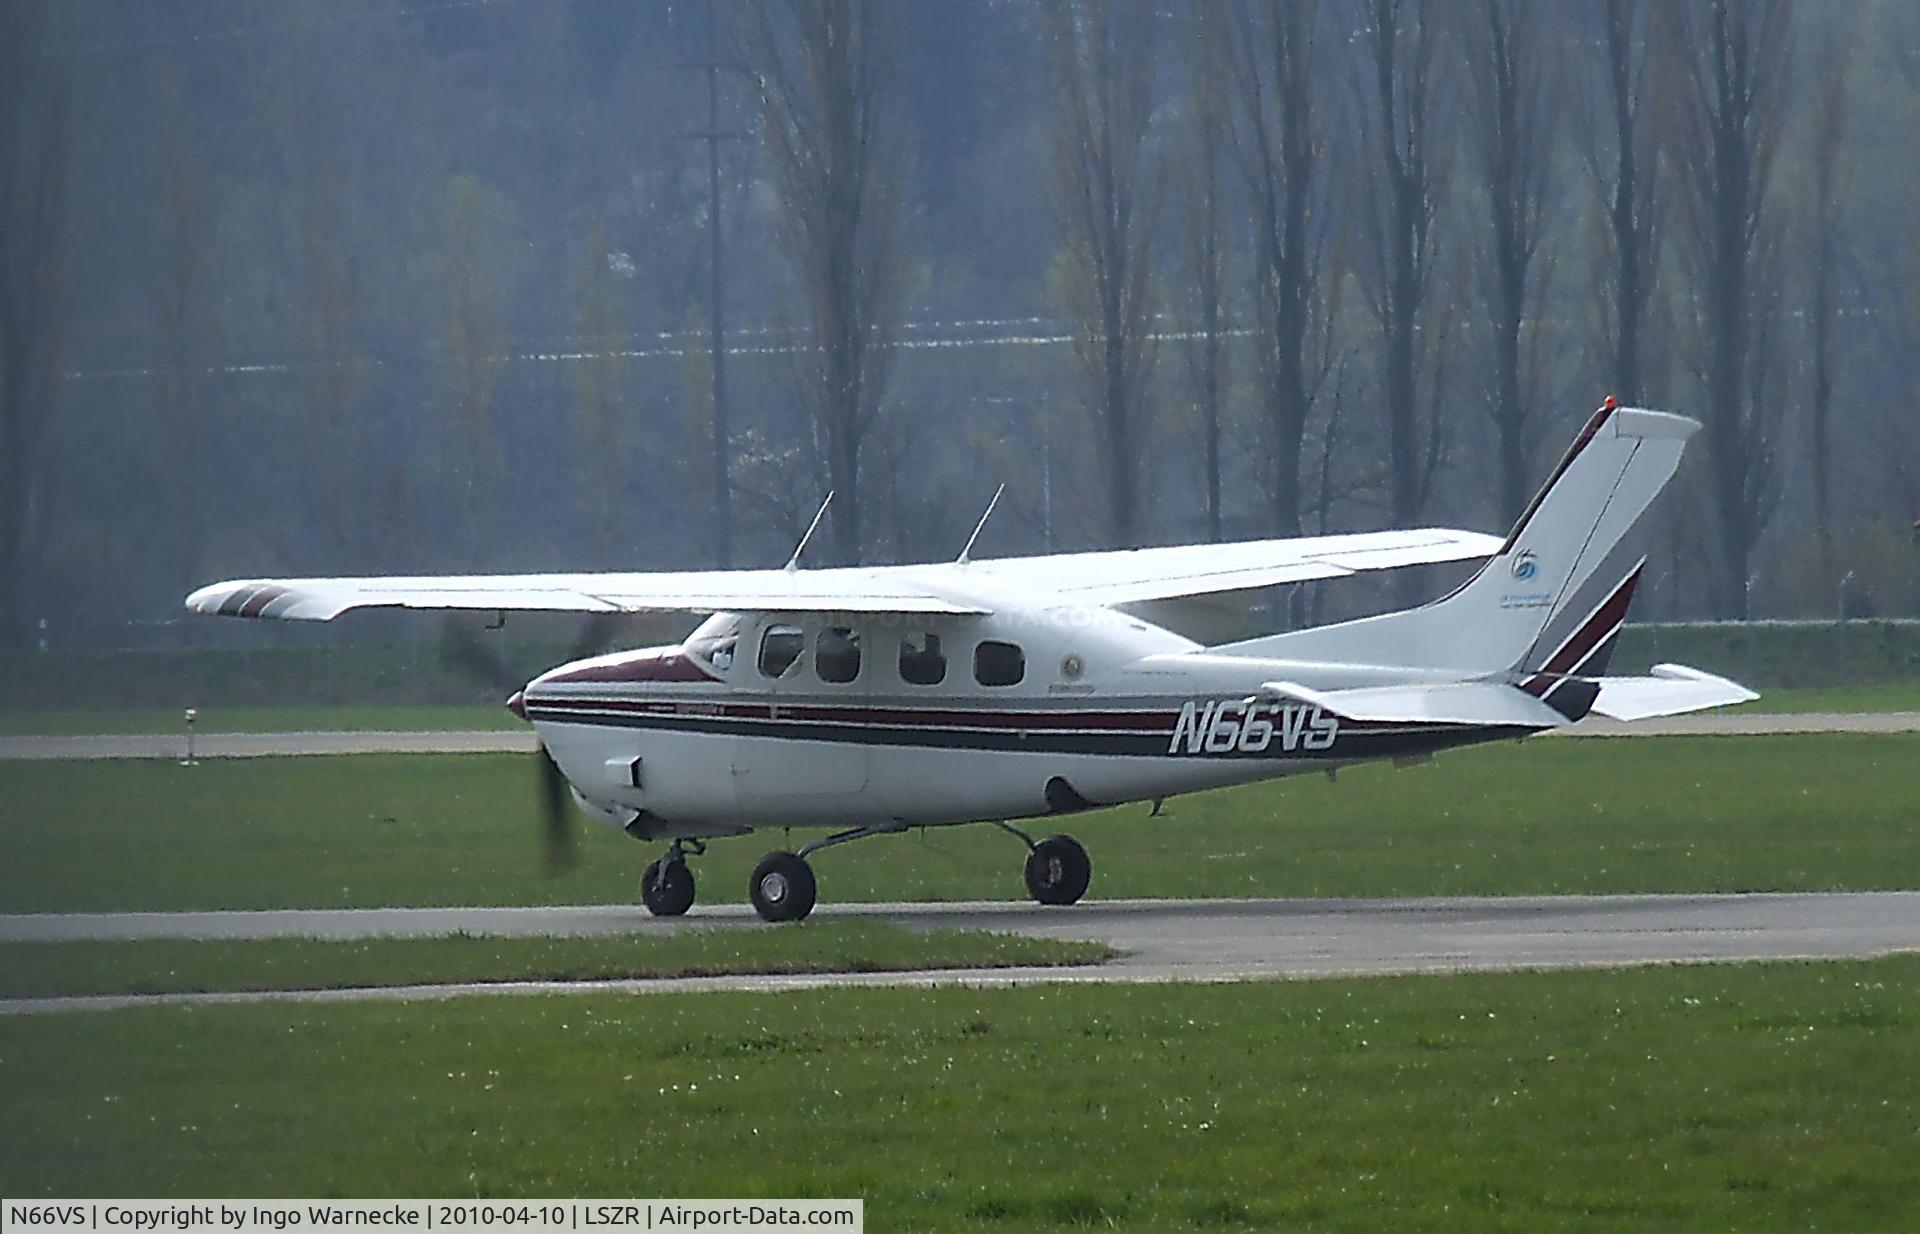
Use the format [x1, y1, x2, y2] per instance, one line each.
[436, 614, 622, 873]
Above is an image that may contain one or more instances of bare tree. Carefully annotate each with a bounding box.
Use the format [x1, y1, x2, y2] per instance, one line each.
[1804, 22, 1850, 597]
[0, 0, 71, 643]
[747, 0, 909, 565]
[439, 173, 514, 566]
[1223, 0, 1327, 540]
[1666, 0, 1794, 617]
[284, 127, 372, 570]
[1175, 3, 1232, 542]
[1351, 0, 1449, 600]
[1462, 0, 1557, 521]
[1353, 0, 1443, 524]
[153, 73, 220, 595]
[1043, 0, 1160, 548]
[1585, 0, 1663, 404]
[569, 220, 633, 564]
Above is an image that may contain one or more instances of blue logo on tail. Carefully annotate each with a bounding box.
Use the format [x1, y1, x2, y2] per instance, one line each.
[1511, 550, 1539, 581]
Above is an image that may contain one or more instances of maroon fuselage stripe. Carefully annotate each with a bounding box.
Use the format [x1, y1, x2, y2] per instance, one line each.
[523, 695, 1466, 736]
[543, 652, 718, 685]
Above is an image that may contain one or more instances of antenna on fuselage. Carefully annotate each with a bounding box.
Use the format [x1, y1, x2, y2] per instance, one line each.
[956, 484, 1005, 566]
[785, 491, 834, 572]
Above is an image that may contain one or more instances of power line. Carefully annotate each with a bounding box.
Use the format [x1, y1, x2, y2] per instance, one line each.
[17, 0, 529, 62]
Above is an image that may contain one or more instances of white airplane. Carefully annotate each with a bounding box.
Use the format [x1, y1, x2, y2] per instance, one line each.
[188, 399, 1754, 922]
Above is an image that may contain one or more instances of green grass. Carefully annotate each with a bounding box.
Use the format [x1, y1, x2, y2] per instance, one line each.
[2, 956, 1916, 1229]
[0, 705, 516, 736]
[1614, 620, 1920, 688]
[0, 923, 1111, 1000]
[1724, 683, 1920, 713]
[1, 735, 1915, 914]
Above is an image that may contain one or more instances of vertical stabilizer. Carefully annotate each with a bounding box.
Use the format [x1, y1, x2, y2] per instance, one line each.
[1215, 402, 1699, 713]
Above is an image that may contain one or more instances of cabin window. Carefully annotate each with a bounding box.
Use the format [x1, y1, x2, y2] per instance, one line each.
[758, 623, 804, 679]
[973, 639, 1025, 687]
[898, 632, 946, 685]
[816, 626, 861, 684]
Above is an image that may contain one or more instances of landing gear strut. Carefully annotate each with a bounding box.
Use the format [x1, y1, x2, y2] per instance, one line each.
[743, 818, 1092, 922]
[995, 821, 1092, 906]
[641, 839, 702, 917]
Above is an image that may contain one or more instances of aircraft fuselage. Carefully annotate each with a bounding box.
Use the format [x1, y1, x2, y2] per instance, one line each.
[522, 599, 1526, 840]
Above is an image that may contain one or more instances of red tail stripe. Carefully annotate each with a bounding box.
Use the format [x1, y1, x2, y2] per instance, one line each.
[1521, 564, 1643, 696]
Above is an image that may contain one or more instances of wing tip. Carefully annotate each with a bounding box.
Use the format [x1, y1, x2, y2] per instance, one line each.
[184, 580, 329, 621]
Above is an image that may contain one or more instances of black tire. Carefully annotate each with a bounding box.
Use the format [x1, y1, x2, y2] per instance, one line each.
[641, 858, 695, 917]
[749, 851, 817, 923]
[1024, 834, 1091, 906]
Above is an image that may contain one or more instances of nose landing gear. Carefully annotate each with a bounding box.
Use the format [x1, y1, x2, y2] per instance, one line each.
[641, 839, 702, 917]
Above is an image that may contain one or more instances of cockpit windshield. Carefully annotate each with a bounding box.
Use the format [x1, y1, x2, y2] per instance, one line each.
[683, 611, 740, 675]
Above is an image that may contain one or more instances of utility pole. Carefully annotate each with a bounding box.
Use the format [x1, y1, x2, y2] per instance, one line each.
[681, 0, 742, 566]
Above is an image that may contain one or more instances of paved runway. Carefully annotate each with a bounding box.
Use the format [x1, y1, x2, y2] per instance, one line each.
[5, 892, 1917, 1015]
[2, 712, 1916, 761]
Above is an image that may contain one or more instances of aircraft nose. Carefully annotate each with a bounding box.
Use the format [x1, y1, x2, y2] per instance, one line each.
[505, 689, 528, 722]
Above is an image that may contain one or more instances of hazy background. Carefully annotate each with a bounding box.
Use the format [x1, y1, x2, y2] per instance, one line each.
[3, 0, 1917, 656]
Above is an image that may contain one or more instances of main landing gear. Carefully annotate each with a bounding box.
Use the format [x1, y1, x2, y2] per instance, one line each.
[995, 821, 1092, 906]
[641, 839, 702, 917]
[742, 821, 1094, 924]
[748, 851, 816, 923]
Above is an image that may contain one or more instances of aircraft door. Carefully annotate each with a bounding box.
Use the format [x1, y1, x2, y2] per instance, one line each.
[731, 616, 872, 806]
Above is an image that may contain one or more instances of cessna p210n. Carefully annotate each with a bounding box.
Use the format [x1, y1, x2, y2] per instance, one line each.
[189, 399, 1754, 921]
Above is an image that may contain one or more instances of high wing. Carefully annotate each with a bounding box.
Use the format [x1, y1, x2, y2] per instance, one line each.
[186, 568, 990, 621]
[960, 528, 1504, 605]
[185, 527, 1502, 622]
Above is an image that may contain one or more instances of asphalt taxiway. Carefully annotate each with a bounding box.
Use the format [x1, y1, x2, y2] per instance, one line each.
[4, 892, 1916, 1014]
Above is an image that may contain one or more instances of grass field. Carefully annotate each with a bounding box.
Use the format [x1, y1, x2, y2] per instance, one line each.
[0, 704, 519, 736]
[2, 955, 1913, 1229]
[0, 735, 1914, 914]
[0, 923, 1111, 1000]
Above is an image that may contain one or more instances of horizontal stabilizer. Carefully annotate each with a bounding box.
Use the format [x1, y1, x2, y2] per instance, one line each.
[1588, 664, 1758, 721]
[1261, 680, 1569, 730]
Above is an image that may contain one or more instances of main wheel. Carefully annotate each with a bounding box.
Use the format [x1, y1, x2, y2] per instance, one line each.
[641, 858, 695, 917]
[1024, 834, 1091, 906]
[749, 851, 817, 923]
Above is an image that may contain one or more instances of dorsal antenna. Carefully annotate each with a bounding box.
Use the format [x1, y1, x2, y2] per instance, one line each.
[956, 484, 1006, 566]
[785, 492, 834, 572]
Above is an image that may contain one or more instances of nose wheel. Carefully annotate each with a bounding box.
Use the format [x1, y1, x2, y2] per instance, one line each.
[641, 841, 699, 917]
[749, 851, 817, 923]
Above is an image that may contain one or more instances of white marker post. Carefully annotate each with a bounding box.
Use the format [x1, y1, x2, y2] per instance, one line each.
[182, 708, 198, 766]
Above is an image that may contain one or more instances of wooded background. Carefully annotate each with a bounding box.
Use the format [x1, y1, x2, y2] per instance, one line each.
[3, 0, 1916, 650]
